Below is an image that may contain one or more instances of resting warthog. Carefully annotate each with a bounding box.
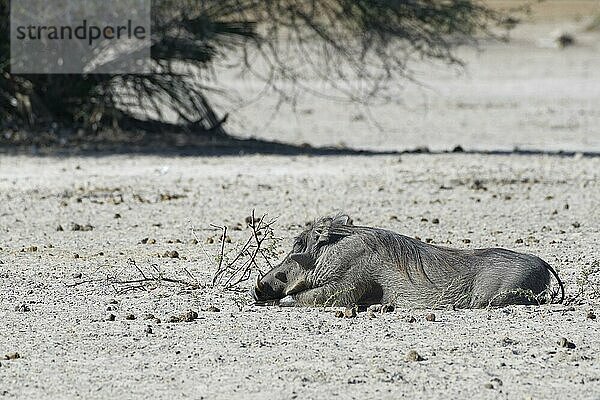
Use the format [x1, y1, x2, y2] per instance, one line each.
[253, 215, 564, 308]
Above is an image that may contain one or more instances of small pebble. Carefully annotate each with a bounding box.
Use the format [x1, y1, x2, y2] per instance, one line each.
[143, 314, 156, 320]
[405, 350, 424, 362]
[343, 307, 357, 318]
[206, 306, 220, 312]
[73, 253, 80, 259]
[106, 314, 116, 321]
[72, 272, 82, 279]
[406, 316, 416, 323]
[125, 314, 136, 320]
[426, 313, 436, 322]
[587, 311, 596, 320]
[335, 310, 344, 318]
[15, 304, 30, 312]
[169, 310, 198, 323]
[558, 337, 576, 349]
[144, 326, 153, 334]
[4, 352, 20, 360]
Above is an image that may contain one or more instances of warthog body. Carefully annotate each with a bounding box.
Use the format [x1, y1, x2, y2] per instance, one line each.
[253, 215, 564, 308]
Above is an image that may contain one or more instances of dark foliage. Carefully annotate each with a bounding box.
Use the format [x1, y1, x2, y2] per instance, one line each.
[0, 0, 510, 134]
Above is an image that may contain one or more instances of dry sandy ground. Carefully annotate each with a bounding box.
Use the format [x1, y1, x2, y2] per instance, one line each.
[0, 153, 599, 399]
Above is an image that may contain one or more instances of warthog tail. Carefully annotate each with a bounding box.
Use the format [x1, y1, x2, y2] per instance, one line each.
[543, 261, 565, 304]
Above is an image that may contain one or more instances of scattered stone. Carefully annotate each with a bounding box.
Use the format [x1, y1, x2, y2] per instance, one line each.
[206, 237, 215, 244]
[56, 225, 64, 231]
[125, 313, 136, 320]
[144, 326, 153, 334]
[73, 253, 80, 259]
[405, 350, 424, 362]
[206, 306, 220, 312]
[189, 239, 199, 245]
[558, 337, 576, 349]
[15, 304, 30, 312]
[72, 272, 82, 279]
[426, 313, 436, 322]
[108, 299, 118, 304]
[564, 203, 569, 210]
[343, 307, 357, 318]
[169, 310, 198, 323]
[462, 239, 471, 244]
[22, 246, 37, 252]
[556, 33, 575, 48]
[515, 238, 524, 244]
[406, 316, 416, 323]
[140, 237, 149, 244]
[367, 310, 376, 319]
[470, 180, 487, 191]
[106, 314, 116, 321]
[572, 222, 581, 228]
[114, 213, 121, 219]
[106, 305, 117, 312]
[452, 145, 464, 153]
[71, 223, 94, 232]
[163, 250, 179, 259]
[431, 218, 440, 224]
[587, 311, 597, 320]
[335, 310, 344, 318]
[381, 304, 395, 313]
[4, 352, 20, 360]
[143, 314, 156, 320]
[483, 382, 494, 389]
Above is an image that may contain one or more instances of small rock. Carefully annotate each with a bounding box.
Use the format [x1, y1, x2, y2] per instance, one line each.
[206, 306, 220, 312]
[114, 213, 121, 219]
[106, 305, 117, 312]
[164, 250, 179, 259]
[4, 352, 20, 360]
[72, 272, 82, 279]
[189, 239, 199, 245]
[169, 310, 198, 323]
[367, 310, 376, 319]
[335, 310, 344, 318]
[431, 218, 440, 224]
[144, 326, 153, 334]
[108, 299, 118, 304]
[106, 314, 116, 321]
[587, 311, 596, 320]
[405, 350, 424, 362]
[143, 314, 155, 320]
[15, 304, 30, 312]
[558, 337, 576, 349]
[515, 238, 524, 244]
[125, 313, 136, 320]
[343, 307, 357, 318]
[426, 313, 436, 322]
[484, 382, 494, 389]
[462, 238, 471, 244]
[140, 237, 149, 244]
[452, 145, 464, 153]
[572, 222, 581, 228]
[73, 253, 80, 259]
[23, 246, 38, 252]
[381, 304, 395, 313]
[56, 225, 64, 231]
[406, 316, 416, 323]
[367, 304, 382, 313]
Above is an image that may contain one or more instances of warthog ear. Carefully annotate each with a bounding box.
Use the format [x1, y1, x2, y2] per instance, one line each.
[333, 214, 352, 226]
[290, 252, 315, 269]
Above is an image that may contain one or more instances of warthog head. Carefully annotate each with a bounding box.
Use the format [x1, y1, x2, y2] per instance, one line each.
[252, 214, 353, 303]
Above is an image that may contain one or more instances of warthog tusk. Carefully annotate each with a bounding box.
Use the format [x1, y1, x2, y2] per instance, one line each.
[255, 275, 263, 291]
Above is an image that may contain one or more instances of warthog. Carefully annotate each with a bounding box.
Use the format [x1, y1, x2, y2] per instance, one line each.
[253, 215, 564, 308]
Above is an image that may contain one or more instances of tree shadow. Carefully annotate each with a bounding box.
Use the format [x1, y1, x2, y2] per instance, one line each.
[1, 121, 599, 158]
